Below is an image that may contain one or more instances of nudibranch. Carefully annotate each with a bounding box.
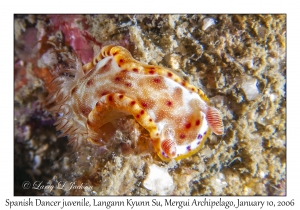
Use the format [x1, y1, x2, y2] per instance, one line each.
[45, 45, 224, 161]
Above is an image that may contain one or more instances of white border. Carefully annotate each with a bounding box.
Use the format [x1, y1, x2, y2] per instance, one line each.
[3, 0, 297, 209]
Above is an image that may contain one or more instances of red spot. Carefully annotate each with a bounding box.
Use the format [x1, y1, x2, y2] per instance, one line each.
[130, 101, 136, 106]
[153, 78, 161, 83]
[166, 101, 172, 107]
[133, 68, 138, 72]
[140, 110, 145, 115]
[87, 79, 93, 86]
[141, 102, 148, 107]
[185, 123, 191, 129]
[101, 91, 109, 96]
[71, 86, 77, 94]
[167, 72, 173, 77]
[149, 119, 153, 122]
[119, 95, 124, 99]
[87, 120, 91, 126]
[196, 119, 200, 126]
[180, 134, 186, 139]
[181, 81, 186, 86]
[115, 77, 121, 82]
[113, 52, 118, 56]
[125, 83, 132, 87]
[119, 59, 124, 63]
[136, 114, 140, 118]
[108, 95, 113, 101]
[81, 107, 91, 116]
[149, 68, 155, 74]
[96, 102, 100, 107]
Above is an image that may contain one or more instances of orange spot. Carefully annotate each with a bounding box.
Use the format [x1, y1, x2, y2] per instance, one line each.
[113, 52, 118, 56]
[149, 119, 153, 122]
[181, 81, 186, 86]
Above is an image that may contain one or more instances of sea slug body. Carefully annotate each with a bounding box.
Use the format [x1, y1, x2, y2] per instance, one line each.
[44, 45, 224, 161]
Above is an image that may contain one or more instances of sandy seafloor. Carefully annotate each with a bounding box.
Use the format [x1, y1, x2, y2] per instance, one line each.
[14, 14, 286, 195]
